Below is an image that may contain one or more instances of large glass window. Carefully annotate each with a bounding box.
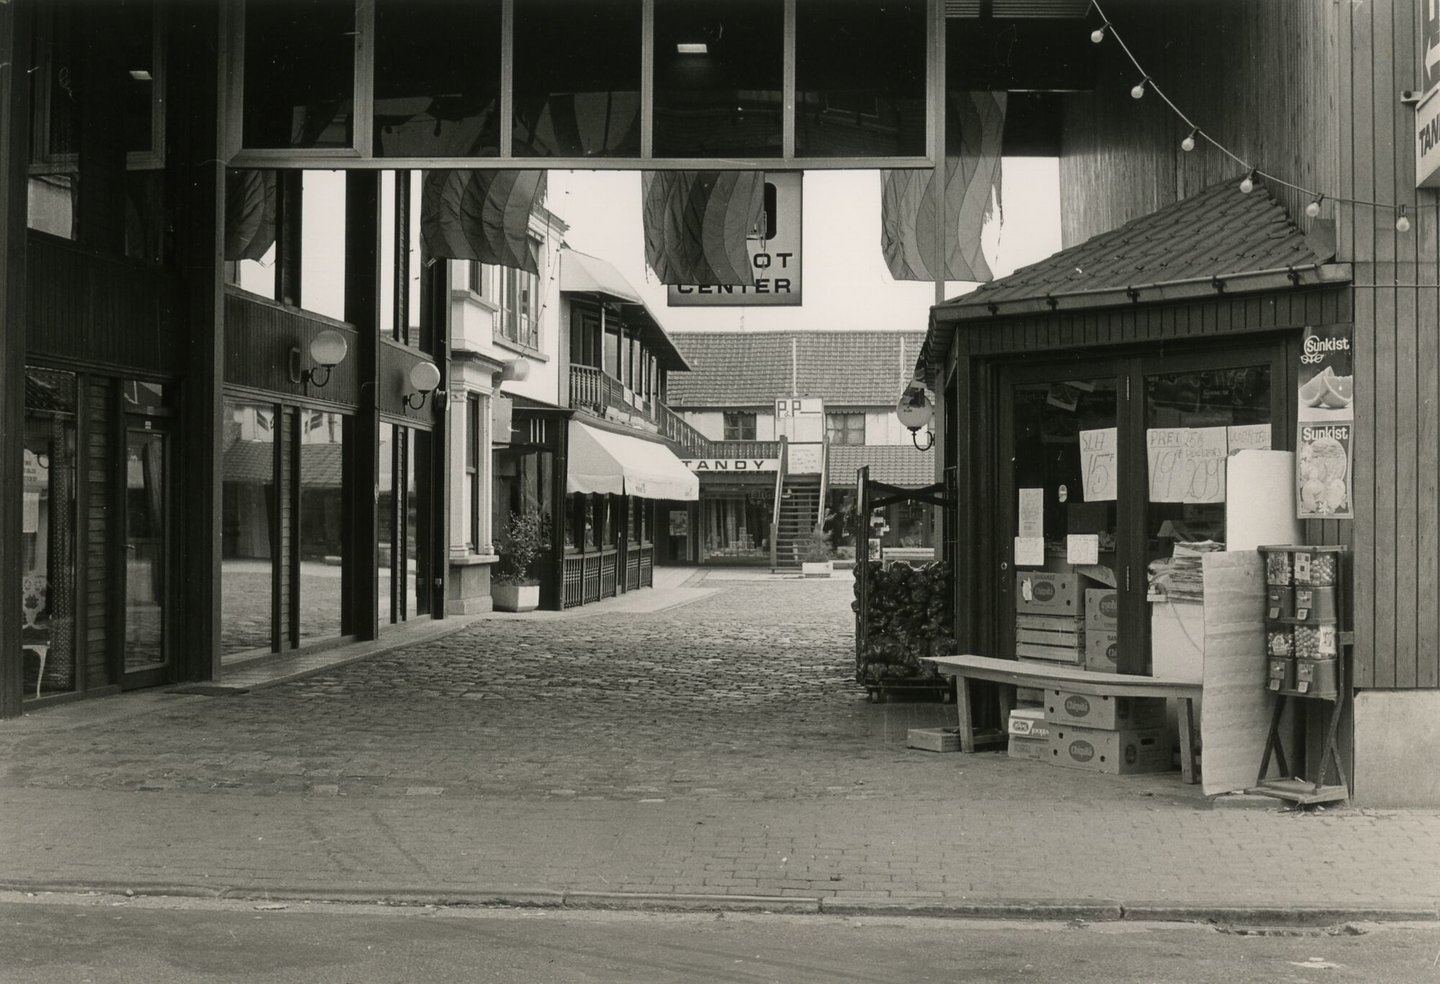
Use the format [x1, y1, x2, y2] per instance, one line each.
[221, 401, 277, 657]
[301, 171, 348, 321]
[653, 0, 784, 157]
[242, 0, 355, 150]
[22, 369, 78, 699]
[700, 490, 771, 563]
[298, 411, 346, 642]
[378, 421, 396, 623]
[512, 0, 642, 157]
[372, 0, 501, 157]
[795, 0, 927, 158]
[496, 260, 541, 350]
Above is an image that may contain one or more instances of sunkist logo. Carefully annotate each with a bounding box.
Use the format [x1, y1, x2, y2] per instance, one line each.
[1099, 595, 1118, 618]
[1300, 331, 1350, 365]
[1301, 424, 1351, 442]
[1032, 581, 1056, 602]
[1069, 740, 1095, 762]
[1064, 695, 1090, 716]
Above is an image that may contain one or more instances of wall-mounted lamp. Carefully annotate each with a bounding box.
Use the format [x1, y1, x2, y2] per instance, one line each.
[498, 358, 530, 383]
[896, 380, 935, 452]
[405, 360, 444, 410]
[289, 328, 349, 390]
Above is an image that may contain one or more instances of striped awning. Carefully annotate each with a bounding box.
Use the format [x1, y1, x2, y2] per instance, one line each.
[641, 170, 764, 286]
[421, 169, 548, 273]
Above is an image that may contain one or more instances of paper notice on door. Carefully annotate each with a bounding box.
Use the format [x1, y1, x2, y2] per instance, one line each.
[1227, 423, 1271, 453]
[1147, 428, 1187, 502]
[1079, 427, 1118, 502]
[1066, 533, 1100, 566]
[1182, 427, 1229, 504]
[1018, 488, 1044, 539]
[1014, 536, 1045, 567]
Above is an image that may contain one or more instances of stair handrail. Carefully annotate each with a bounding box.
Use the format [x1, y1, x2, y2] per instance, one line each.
[770, 435, 788, 573]
[816, 436, 830, 532]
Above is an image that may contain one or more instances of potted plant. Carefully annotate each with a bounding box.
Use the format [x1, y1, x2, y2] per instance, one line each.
[493, 511, 544, 612]
[800, 526, 834, 578]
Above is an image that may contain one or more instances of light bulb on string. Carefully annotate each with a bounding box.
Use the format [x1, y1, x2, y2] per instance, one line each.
[1131, 77, 1148, 100]
[1396, 205, 1411, 233]
[1305, 194, 1324, 218]
[1180, 128, 1197, 152]
[1091, 22, 1108, 43]
[1238, 170, 1256, 194]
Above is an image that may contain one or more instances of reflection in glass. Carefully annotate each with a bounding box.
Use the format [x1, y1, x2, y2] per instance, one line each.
[243, 0, 355, 149]
[221, 401, 277, 657]
[1144, 365, 1271, 560]
[22, 370, 78, 698]
[406, 429, 421, 619]
[373, 0, 501, 157]
[1011, 378, 1119, 553]
[124, 430, 167, 673]
[298, 411, 346, 642]
[378, 422, 395, 623]
[512, 0, 642, 157]
[653, 0, 783, 157]
[795, 0, 926, 158]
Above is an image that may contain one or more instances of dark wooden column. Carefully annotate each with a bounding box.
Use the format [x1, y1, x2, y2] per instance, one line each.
[0, 0, 34, 717]
[170, 3, 225, 682]
[424, 259, 451, 619]
[344, 172, 380, 639]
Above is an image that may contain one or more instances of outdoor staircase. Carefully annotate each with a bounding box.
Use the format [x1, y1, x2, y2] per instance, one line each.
[772, 476, 822, 571]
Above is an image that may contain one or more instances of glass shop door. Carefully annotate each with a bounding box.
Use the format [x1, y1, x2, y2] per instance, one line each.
[120, 422, 172, 688]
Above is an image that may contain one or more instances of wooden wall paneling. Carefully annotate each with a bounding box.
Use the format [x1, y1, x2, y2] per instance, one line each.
[85, 377, 111, 685]
[223, 292, 361, 407]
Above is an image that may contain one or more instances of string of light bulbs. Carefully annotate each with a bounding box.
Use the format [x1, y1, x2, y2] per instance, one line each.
[1090, 0, 1429, 233]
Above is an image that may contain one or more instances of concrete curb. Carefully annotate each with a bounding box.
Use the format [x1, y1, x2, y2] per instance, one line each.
[3, 880, 1434, 926]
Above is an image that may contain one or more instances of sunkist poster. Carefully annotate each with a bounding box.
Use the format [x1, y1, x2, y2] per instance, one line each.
[1296, 324, 1354, 519]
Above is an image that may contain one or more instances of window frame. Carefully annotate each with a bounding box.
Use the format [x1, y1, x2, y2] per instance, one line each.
[723, 411, 757, 442]
[226, 0, 940, 170]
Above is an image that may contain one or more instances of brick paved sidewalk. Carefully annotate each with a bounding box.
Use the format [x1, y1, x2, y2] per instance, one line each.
[1, 570, 1437, 924]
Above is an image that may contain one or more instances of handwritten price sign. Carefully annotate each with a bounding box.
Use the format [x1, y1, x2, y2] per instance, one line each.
[1148, 428, 1227, 503]
[1079, 427, 1118, 502]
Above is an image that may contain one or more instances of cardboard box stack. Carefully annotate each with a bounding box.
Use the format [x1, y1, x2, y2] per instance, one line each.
[1043, 691, 1170, 774]
[1006, 706, 1051, 760]
[1083, 589, 1118, 673]
[1014, 572, 1083, 665]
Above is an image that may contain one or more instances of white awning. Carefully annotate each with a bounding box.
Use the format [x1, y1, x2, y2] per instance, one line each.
[567, 421, 699, 501]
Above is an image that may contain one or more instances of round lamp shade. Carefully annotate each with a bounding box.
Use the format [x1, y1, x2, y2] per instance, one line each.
[409, 360, 442, 393]
[309, 329, 349, 368]
[895, 389, 933, 432]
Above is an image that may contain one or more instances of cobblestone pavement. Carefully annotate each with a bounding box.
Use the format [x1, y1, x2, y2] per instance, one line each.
[2, 571, 1439, 919]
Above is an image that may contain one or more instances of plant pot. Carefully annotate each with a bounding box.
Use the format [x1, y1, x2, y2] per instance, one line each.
[492, 582, 540, 612]
[801, 560, 833, 578]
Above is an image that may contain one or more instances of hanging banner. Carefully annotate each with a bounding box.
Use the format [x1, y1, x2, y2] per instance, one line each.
[667, 172, 802, 306]
[1297, 421, 1353, 519]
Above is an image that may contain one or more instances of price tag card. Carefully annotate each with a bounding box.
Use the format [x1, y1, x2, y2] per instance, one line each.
[1079, 428, 1118, 501]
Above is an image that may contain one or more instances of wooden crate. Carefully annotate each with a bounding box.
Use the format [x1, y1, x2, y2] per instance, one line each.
[1014, 613, 1085, 663]
[907, 727, 962, 752]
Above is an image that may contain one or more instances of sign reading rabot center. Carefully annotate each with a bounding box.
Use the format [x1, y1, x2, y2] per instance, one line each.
[667, 171, 802, 307]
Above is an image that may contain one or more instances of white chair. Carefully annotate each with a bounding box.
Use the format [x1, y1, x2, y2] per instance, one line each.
[21, 574, 49, 699]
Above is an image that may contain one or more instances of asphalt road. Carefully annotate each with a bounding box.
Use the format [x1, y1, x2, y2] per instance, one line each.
[3, 893, 1437, 984]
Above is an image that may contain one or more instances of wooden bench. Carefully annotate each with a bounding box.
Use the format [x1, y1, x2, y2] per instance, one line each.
[923, 654, 1203, 784]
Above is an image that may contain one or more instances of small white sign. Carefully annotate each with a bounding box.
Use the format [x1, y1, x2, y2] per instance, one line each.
[1066, 534, 1100, 566]
[1014, 536, 1045, 567]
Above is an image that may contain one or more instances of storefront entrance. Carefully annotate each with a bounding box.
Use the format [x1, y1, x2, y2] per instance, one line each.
[995, 342, 1287, 674]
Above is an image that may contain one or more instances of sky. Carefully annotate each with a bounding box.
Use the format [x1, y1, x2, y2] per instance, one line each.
[551, 159, 1063, 335]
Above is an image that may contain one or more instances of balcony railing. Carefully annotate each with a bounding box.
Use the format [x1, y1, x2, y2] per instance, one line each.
[570, 364, 643, 419]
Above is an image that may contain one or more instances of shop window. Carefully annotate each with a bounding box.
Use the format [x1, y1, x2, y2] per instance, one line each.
[372, 0, 501, 157]
[221, 400, 277, 658]
[378, 421, 396, 623]
[512, 0, 642, 157]
[242, 0, 356, 150]
[723, 411, 757, 441]
[22, 369, 78, 699]
[701, 490, 770, 562]
[653, 0, 783, 158]
[27, 1, 165, 260]
[826, 412, 865, 446]
[794, 0, 926, 158]
[467, 395, 482, 553]
[297, 410, 347, 643]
